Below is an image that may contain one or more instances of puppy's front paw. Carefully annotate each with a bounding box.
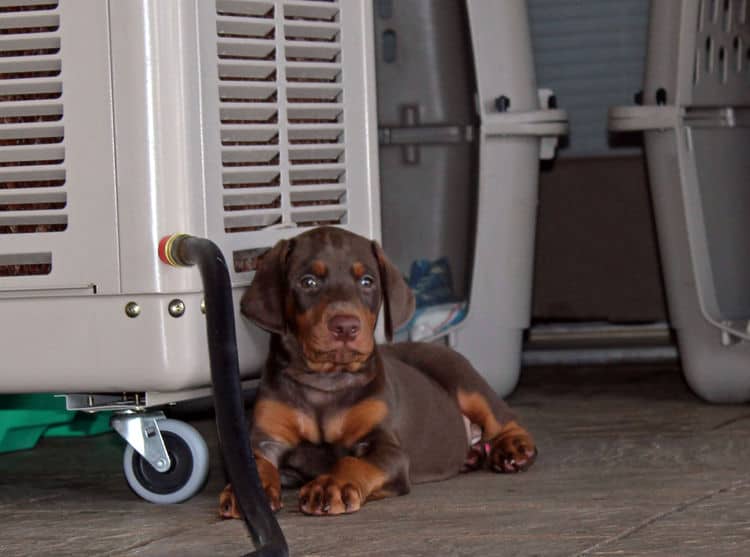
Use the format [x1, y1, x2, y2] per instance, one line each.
[489, 424, 537, 473]
[262, 481, 283, 512]
[219, 480, 282, 520]
[219, 484, 242, 519]
[299, 474, 363, 516]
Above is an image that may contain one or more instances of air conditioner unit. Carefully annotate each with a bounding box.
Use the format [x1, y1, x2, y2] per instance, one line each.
[0, 0, 380, 397]
[0, 0, 381, 502]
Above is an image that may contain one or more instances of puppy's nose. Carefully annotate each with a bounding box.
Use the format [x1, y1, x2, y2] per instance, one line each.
[327, 314, 361, 342]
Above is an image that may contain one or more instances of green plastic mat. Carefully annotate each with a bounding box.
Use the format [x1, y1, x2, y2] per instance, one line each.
[0, 394, 112, 454]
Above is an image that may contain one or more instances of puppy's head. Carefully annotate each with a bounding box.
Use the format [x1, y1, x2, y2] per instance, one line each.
[240, 226, 414, 373]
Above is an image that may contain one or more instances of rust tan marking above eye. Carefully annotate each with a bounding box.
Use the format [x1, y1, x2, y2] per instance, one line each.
[311, 259, 328, 277]
[351, 262, 366, 279]
[254, 399, 320, 445]
[456, 389, 504, 441]
[323, 398, 388, 446]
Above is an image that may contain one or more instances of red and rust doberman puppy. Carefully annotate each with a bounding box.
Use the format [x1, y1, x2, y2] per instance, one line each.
[220, 226, 536, 517]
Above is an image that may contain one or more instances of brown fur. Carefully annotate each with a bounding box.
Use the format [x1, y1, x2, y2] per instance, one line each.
[255, 454, 282, 511]
[457, 389, 504, 440]
[253, 398, 319, 445]
[219, 227, 536, 518]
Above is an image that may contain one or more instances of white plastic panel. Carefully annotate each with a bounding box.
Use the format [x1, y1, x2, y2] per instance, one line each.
[109, 0, 207, 295]
[468, 0, 538, 114]
[451, 0, 547, 396]
[0, 0, 119, 293]
[0, 291, 269, 392]
[686, 126, 750, 321]
[637, 127, 750, 403]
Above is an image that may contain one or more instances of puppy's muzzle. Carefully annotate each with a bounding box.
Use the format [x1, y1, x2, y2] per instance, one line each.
[327, 314, 361, 343]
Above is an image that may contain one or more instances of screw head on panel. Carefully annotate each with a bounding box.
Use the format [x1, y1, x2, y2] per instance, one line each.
[125, 302, 141, 318]
[200, 299, 206, 314]
[655, 88, 668, 105]
[168, 299, 186, 318]
[494, 95, 511, 112]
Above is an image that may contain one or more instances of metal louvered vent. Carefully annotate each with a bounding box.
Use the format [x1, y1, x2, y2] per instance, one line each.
[0, 0, 64, 277]
[217, 0, 345, 235]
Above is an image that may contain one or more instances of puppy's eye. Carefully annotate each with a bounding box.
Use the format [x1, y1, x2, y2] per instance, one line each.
[300, 275, 319, 290]
[359, 275, 375, 288]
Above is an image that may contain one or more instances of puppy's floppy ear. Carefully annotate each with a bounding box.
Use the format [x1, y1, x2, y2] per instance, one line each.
[240, 239, 294, 334]
[372, 240, 415, 342]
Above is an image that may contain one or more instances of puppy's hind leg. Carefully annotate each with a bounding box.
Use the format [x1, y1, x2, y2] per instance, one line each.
[386, 342, 537, 473]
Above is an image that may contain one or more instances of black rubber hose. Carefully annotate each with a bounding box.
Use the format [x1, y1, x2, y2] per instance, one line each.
[163, 234, 288, 557]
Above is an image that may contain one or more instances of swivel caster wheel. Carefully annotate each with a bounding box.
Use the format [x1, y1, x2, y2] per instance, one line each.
[121, 418, 209, 504]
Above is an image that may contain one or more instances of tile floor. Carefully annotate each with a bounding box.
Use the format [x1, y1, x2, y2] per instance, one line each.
[2, 364, 749, 556]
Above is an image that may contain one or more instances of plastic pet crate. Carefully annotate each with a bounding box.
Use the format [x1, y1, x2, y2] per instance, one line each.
[610, 0, 750, 402]
[375, 0, 567, 395]
[375, 0, 476, 302]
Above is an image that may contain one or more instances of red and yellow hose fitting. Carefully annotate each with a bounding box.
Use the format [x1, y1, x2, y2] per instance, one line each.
[158, 233, 191, 267]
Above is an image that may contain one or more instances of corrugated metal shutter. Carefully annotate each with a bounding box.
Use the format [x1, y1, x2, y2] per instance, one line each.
[528, 0, 650, 157]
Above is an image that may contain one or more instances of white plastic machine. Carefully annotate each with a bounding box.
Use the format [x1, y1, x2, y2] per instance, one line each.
[0, 0, 566, 502]
[0, 0, 380, 502]
[0, 0, 380, 392]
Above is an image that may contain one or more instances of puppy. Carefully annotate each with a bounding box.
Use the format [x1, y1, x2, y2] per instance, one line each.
[220, 226, 536, 517]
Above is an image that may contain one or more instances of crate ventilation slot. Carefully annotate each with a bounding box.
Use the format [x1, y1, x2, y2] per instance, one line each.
[692, 0, 750, 104]
[217, 0, 346, 235]
[0, 0, 66, 238]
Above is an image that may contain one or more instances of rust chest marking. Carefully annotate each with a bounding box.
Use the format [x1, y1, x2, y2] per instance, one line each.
[322, 398, 388, 447]
[254, 398, 320, 445]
